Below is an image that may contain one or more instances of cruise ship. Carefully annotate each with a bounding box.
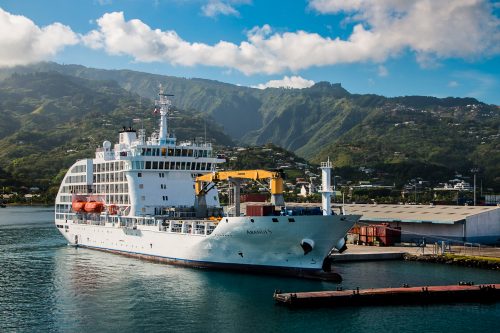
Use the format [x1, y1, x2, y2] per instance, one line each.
[54, 87, 360, 279]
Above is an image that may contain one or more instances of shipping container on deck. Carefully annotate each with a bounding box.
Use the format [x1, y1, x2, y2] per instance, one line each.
[246, 205, 275, 216]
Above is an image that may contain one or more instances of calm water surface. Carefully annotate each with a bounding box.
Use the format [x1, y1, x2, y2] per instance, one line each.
[0, 207, 499, 332]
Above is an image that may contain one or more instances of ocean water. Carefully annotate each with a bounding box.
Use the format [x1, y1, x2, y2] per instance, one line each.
[0, 207, 499, 333]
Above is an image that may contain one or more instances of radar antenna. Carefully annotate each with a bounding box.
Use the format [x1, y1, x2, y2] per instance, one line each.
[155, 84, 175, 144]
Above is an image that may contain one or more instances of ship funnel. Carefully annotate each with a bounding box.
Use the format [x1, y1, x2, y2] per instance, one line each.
[319, 158, 333, 215]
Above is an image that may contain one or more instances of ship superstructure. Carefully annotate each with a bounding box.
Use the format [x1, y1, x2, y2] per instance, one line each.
[55, 86, 360, 278]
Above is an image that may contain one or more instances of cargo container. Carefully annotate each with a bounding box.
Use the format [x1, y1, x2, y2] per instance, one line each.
[355, 224, 401, 246]
[246, 205, 275, 216]
[375, 223, 401, 246]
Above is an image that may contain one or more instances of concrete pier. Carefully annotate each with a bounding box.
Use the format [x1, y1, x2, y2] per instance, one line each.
[330, 244, 408, 262]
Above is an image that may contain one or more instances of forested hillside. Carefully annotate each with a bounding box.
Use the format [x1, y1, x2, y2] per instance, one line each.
[0, 63, 498, 191]
[0, 71, 232, 190]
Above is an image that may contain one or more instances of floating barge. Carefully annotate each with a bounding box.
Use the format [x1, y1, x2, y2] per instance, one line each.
[274, 283, 500, 308]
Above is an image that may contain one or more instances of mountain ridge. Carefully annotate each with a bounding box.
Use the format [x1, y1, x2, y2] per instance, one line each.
[0, 62, 498, 190]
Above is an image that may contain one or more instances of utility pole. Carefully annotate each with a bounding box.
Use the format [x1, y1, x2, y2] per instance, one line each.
[474, 172, 476, 206]
[471, 168, 478, 206]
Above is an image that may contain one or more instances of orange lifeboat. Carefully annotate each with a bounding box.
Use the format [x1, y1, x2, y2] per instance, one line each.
[84, 201, 104, 213]
[108, 205, 118, 215]
[72, 200, 86, 212]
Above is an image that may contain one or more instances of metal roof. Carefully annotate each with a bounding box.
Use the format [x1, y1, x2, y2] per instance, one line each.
[241, 202, 499, 225]
[344, 204, 499, 224]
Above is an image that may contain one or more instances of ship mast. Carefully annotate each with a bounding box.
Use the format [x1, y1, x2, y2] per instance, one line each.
[320, 158, 333, 215]
[156, 85, 174, 144]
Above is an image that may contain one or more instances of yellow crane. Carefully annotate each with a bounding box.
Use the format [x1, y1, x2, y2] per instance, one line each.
[194, 170, 285, 217]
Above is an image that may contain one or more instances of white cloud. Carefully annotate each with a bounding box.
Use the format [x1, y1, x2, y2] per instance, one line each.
[377, 64, 388, 77]
[201, 0, 251, 18]
[0, 8, 78, 67]
[202, 1, 238, 17]
[81, 29, 104, 49]
[79, 12, 396, 74]
[81, 1, 499, 75]
[448, 80, 459, 88]
[309, 0, 500, 66]
[252, 76, 315, 89]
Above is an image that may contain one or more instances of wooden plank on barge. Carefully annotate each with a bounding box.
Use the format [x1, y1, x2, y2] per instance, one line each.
[274, 284, 500, 308]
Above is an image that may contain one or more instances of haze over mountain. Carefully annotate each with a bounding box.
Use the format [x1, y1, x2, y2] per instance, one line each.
[0, 63, 498, 191]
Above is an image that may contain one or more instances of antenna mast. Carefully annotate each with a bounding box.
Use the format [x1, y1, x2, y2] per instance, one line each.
[155, 84, 174, 144]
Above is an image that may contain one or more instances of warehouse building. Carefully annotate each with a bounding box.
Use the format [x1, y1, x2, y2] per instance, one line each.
[345, 204, 500, 245]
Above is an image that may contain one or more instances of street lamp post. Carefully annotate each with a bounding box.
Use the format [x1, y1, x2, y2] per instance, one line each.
[414, 183, 417, 204]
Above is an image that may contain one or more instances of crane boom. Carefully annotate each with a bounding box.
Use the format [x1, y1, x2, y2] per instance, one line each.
[195, 170, 283, 195]
[194, 169, 285, 217]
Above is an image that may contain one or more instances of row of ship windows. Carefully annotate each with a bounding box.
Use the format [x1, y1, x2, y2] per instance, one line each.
[59, 195, 73, 203]
[56, 204, 71, 212]
[65, 175, 87, 184]
[106, 195, 130, 205]
[59, 184, 128, 195]
[70, 165, 86, 173]
[140, 147, 211, 158]
[94, 183, 129, 194]
[94, 172, 126, 183]
[93, 161, 126, 173]
[138, 195, 167, 202]
[60, 185, 93, 195]
[132, 161, 213, 171]
[139, 184, 170, 190]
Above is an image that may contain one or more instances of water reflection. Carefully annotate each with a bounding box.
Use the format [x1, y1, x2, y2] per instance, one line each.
[1, 207, 499, 333]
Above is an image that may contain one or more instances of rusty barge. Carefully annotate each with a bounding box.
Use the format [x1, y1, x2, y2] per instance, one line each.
[274, 283, 500, 308]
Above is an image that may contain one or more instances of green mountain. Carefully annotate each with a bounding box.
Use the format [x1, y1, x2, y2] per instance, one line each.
[0, 71, 233, 189]
[0, 63, 499, 191]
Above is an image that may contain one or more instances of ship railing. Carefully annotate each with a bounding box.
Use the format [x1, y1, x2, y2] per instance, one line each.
[70, 216, 106, 226]
[156, 219, 218, 235]
[157, 211, 197, 218]
[178, 141, 212, 148]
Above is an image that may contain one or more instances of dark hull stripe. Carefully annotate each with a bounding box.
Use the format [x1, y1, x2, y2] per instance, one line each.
[75, 244, 342, 281]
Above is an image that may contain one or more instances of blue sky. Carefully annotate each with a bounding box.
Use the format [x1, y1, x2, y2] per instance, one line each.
[0, 0, 499, 104]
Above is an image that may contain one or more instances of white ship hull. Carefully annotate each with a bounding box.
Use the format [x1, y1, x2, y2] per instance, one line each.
[54, 87, 361, 279]
[56, 214, 359, 276]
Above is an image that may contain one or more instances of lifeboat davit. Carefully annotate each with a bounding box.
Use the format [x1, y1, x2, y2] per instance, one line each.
[72, 200, 86, 212]
[84, 201, 104, 213]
